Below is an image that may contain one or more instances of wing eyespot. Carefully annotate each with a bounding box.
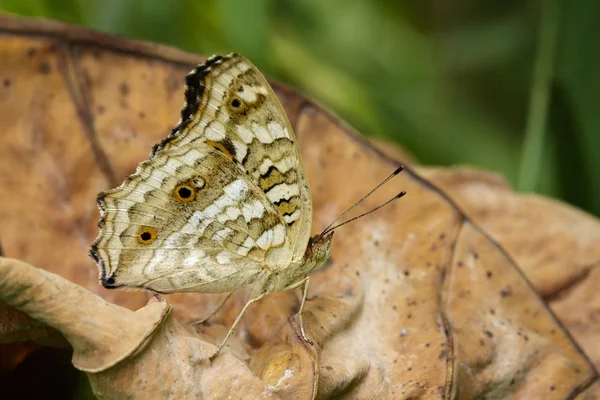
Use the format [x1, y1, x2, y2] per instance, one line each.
[227, 95, 249, 114]
[173, 176, 205, 202]
[137, 226, 157, 244]
[174, 183, 196, 202]
[178, 185, 193, 198]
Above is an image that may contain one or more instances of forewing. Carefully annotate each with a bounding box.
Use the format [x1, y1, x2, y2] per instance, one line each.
[152, 53, 312, 262]
[91, 142, 291, 294]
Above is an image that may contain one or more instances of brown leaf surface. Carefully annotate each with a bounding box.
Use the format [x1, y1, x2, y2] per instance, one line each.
[0, 14, 598, 399]
[418, 166, 600, 370]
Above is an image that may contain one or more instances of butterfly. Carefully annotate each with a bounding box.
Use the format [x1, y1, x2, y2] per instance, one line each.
[90, 53, 404, 359]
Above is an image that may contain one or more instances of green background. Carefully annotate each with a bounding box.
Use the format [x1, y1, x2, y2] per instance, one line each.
[2, 0, 598, 217]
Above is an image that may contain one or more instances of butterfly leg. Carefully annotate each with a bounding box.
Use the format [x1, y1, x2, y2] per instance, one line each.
[191, 292, 234, 326]
[283, 276, 313, 345]
[209, 292, 267, 360]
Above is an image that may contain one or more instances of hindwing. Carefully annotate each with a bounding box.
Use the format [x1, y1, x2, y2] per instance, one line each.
[91, 142, 292, 293]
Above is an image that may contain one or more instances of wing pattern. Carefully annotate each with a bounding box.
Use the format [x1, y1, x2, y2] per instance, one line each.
[153, 54, 312, 261]
[92, 142, 289, 293]
[91, 54, 313, 294]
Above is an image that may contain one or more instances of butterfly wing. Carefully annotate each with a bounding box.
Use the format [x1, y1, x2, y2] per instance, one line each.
[91, 54, 314, 294]
[91, 141, 293, 293]
[152, 53, 312, 262]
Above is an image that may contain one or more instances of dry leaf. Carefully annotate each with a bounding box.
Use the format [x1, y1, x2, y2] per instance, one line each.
[418, 166, 600, 370]
[0, 14, 598, 399]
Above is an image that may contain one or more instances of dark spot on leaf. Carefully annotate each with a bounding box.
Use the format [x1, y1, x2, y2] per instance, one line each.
[484, 330, 493, 338]
[550, 386, 555, 391]
[439, 233, 446, 240]
[3, 78, 10, 87]
[27, 48, 37, 57]
[39, 63, 51, 75]
[473, 252, 479, 260]
[139, 111, 146, 119]
[425, 343, 430, 347]
[479, 339, 485, 346]
[404, 270, 410, 276]
[486, 271, 492, 279]
[407, 313, 412, 319]
[120, 82, 129, 95]
[500, 287, 512, 298]
[166, 75, 180, 94]
[438, 351, 447, 360]
[457, 261, 463, 267]
[231, 98, 241, 108]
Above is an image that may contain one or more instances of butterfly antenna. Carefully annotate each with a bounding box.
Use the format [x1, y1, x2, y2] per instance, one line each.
[320, 191, 406, 236]
[317, 166, 405, 240]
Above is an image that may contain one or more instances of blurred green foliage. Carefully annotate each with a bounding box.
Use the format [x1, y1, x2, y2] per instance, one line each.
[1, 0, 598, 216]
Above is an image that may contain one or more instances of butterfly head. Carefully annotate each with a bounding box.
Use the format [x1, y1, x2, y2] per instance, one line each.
[305, 232, 334, 271]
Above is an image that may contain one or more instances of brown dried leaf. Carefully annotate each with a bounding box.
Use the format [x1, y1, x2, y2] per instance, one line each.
[418, 167, 600, 298]
[577, 379, 600, 400]
[0, 258, 283, 397]
[418, 166, 600, 369]
[0, 14, 598, 399]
